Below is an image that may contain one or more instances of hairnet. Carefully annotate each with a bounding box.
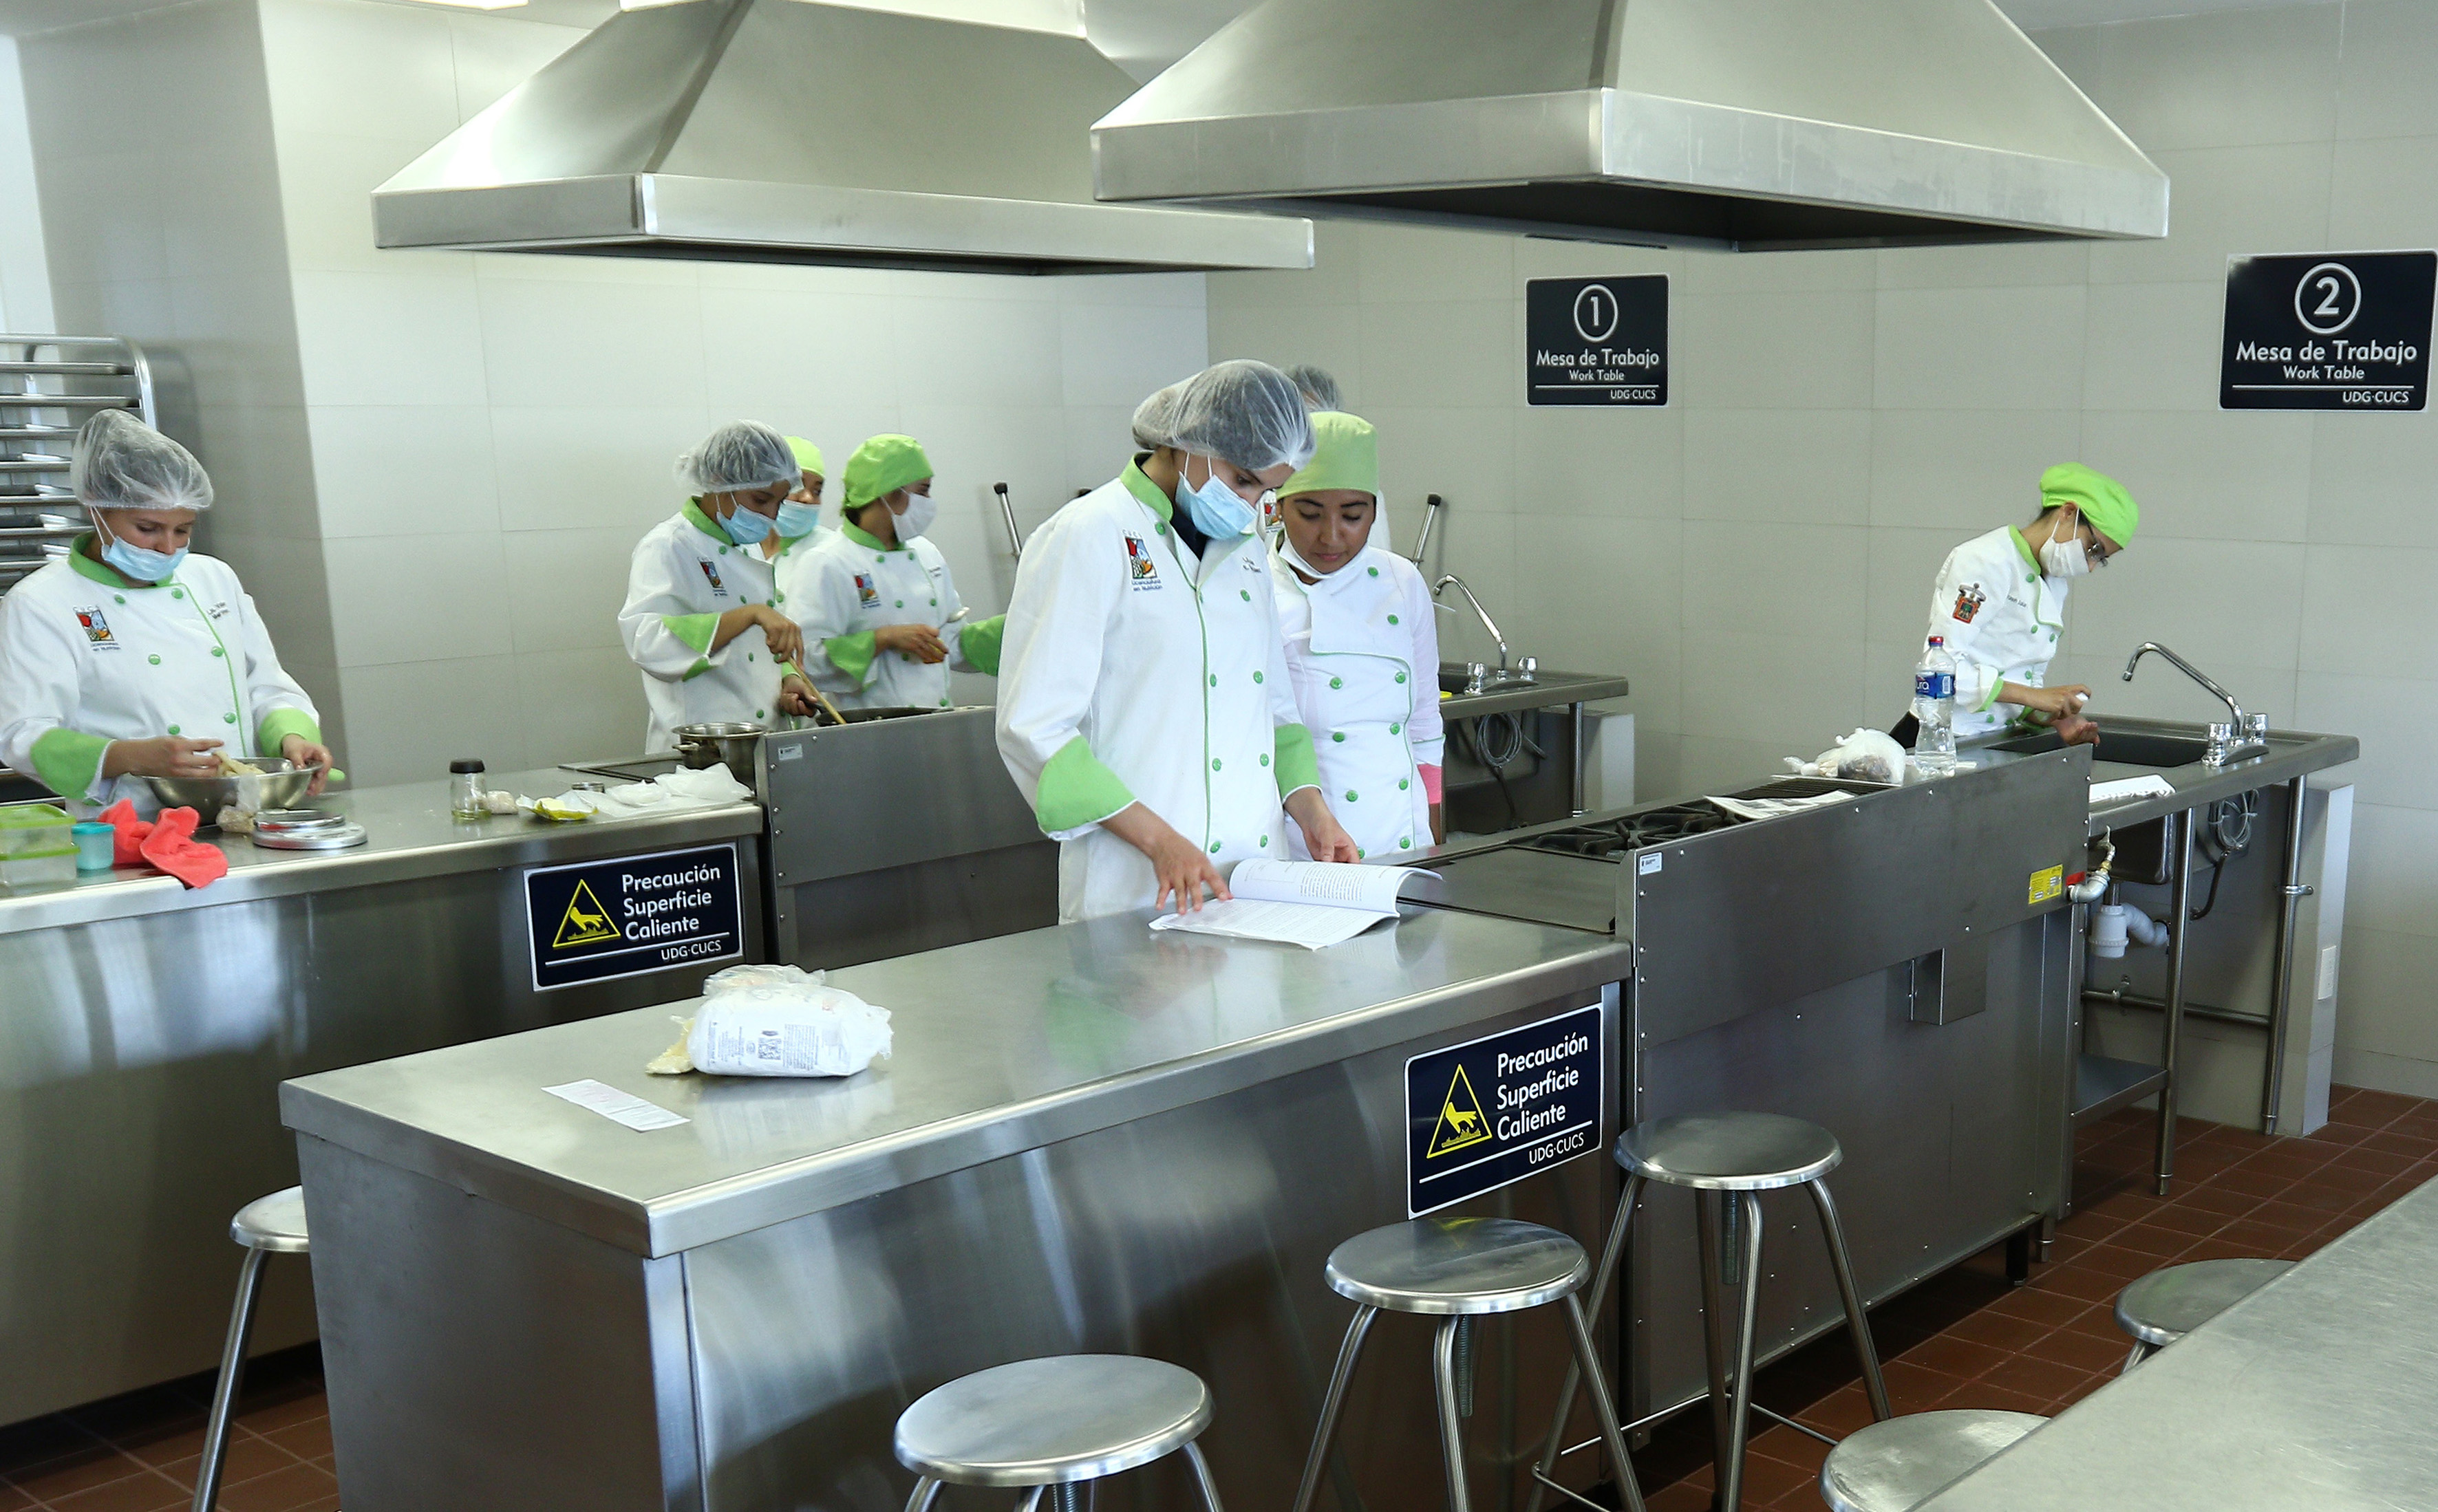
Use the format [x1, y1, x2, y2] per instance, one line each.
[842, 434, 934, 509]
[1283, 364, 1345, 411]
[2040, 462, 2138, 548]
[1279, 411, 1378, 499]
[1160, 360, 1316, 474]
[1130, 383, 1183, 451]
[72, 409, 213, 512]
[787, 435, 825, 476]
[676, 420, 798, 495]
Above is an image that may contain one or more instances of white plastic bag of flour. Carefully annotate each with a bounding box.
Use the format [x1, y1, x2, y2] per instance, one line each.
[676, 963, 892, 1077]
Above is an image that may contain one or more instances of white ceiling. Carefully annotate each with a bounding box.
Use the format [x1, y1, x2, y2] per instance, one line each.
[0, 0, 619, 39]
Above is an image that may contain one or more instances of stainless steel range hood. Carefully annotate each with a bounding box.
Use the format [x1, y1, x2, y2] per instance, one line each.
[1091, 0, 2168, 251]
[372, 0, 1311, 274]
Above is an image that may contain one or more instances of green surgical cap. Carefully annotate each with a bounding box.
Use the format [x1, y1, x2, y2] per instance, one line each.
[1279, 411, 1378, 500]
[787, 435, 824, 475]
[842, 434, 932, 508]
[2040, 462, 2137, 548]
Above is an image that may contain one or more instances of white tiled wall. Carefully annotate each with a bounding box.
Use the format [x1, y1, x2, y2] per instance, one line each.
[240, 0, 1205, 783]
[1204, 0, 2438, 1093]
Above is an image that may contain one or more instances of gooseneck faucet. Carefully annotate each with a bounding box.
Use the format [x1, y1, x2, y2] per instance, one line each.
[1433, 574, 1508, 675]
[2124, 642, 2267, 763]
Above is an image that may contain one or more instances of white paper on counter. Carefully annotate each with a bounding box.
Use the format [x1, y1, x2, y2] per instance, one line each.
[2090, 775, 2177, 808]
[544, 1078, 689, 1132]
[1147, 862, 1436, 950]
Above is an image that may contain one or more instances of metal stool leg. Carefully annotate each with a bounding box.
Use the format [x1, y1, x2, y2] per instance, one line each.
[1558, 1293, 1647, 1512]
[1431, 1317, 1473, 1512]
[1181, 1438, 1227, 1511]
[2121, 1341, 2152, 1376]
[192, 1246, 269, 1512]
[1528, 1172, 1643, 1511]
[900, 1476, 941, 1512]
[1694, 1190, 1735, 1488]
[1805, 1177, 1892, 1421]
[1290, 1304, 1379, 1512]
[1718, 1192, 1765, 1512]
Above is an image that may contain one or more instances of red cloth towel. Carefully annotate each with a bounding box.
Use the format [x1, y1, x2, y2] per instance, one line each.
[94, 799, 228, 888]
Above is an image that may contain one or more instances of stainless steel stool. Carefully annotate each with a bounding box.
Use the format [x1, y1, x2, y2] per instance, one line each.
[2115, 1256, 2293, 1373]
[194, 1187, 310, 1512]
[1817, 1409, 2046, 1511]
[893, 1354, 1225, 1511]
[1534, 1112, 1892, 1512]
[1290, 1216, 1643, 1512]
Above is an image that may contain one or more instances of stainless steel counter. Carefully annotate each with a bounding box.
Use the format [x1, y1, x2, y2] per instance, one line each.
[287, 909, 1632, 1511]
[1961, 716, 2359, 836]
[1919, 1174, 2438, 1511]
[0, 768, 767, 1424]
[1437, 666, 1631, 722]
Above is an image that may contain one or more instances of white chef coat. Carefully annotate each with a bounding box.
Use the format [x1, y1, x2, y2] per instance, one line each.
[620, 501, 798, 753]
[1270, 541, 1442, 859]
[776, 522, 1003, 710]
[1925, 525, 2071, 738]
[996, 461, 1321, 922]
[0, 541, 321, 815]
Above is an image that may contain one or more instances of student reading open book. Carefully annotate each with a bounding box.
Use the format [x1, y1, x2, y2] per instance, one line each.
[1146, 859, 1433, 949]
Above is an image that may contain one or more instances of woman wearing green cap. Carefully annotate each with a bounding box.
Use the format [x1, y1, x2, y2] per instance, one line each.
[778, 433, 1004, 711]
[1916, 462, 2137, 747]
[1270, 411, 1445, 857]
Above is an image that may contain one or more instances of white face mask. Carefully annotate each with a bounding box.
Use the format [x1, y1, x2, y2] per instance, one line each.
[2038, 509, 2093, 580]
[891, 488, 937, 543]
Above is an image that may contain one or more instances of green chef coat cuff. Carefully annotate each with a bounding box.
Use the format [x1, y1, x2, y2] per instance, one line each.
[826, 630, 878, 687]
[1273, 722, 1321, 799]
[961, 615, 1006, 677]
[663, 612, 718, 657]
[30, 727, 111, 803]
[1037, 735, 1135, 834]
[255, 707, 322, 757]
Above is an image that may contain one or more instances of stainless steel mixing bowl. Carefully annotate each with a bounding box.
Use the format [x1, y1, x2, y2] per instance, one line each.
[672, 722, 769, 784]
[141, 757, 319, 819]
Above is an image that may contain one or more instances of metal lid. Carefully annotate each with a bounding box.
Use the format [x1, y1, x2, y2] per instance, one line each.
[250, 820, 369, 851]
[449, 759, 485, 773]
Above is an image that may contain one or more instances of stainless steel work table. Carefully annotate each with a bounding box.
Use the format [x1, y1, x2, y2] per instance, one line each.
[1919, 1174, 2438, 1511]
[0, 770, 765, 1425]
[282, 909, 1634, 1511]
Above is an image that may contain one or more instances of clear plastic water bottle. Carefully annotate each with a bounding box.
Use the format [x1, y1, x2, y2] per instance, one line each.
[1912, 637, 1957, 777]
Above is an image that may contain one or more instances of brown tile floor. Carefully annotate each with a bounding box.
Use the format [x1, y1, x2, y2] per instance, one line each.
[1629, 1083, 2438, 1512]
[6, 1088, 2433, 1511]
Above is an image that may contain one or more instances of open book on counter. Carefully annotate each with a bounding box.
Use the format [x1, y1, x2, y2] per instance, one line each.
[1147, 859, 1436, 949]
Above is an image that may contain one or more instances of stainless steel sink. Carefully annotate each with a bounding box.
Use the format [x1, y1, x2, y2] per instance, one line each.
[1993, 729, 2214, 767]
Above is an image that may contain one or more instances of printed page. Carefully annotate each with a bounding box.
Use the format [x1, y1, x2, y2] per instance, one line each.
[1147, 897, 1389, 950]
[1226, 858, 1430, 914]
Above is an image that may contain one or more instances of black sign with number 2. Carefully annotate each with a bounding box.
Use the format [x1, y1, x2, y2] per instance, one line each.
[2221, 251, 2435, 411]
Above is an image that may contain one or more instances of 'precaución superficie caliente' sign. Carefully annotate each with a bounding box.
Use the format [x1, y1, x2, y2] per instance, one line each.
[524, 843, 742, 991]
[1406, 1004, 1604, 1216]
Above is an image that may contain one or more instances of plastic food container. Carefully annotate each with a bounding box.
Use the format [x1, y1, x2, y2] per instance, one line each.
[72, 821, 116, 872]
[0, 804, 77, 888]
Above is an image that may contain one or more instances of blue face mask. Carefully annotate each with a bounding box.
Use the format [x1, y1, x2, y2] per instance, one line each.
[1179, 458, 1262, 539]
[773, 500, 822, 539]
[93, 513, 186, 583]
[720, 502, 775, 546]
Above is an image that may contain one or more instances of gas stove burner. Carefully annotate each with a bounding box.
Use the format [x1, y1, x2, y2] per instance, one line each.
[1514, 802, 1741, 861]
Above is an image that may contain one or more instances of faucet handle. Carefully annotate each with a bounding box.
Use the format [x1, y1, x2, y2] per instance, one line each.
[1517, 655, 1538, 682]
[2205, 722, 2233, 765]
[2245, 712, 2270, 740]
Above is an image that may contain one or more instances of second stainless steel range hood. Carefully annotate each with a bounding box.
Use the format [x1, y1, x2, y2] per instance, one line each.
[373, 0, 1311, 274]
[1092, 0, 2168, 251]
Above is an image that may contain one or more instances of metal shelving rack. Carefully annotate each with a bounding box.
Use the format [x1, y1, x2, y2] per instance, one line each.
[0, 335, 156, 600]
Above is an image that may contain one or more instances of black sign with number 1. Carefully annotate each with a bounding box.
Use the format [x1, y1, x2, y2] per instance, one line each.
[2221, 251, 2435, 411]
[1526, 276, 1668, 407]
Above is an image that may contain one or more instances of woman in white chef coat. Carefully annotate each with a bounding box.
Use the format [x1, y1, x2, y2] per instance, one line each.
[997, 360, 1358, 922]
[0, 410, 333, 814]
[1270, 411, 1444, 857]
[1916, 462, 2139, 748]
[780, 433, 1004, 711]
[619, 420, 820, 753]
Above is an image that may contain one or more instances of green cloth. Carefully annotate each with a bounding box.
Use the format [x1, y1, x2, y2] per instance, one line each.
[1273, 722, 1320, 799]
[825, 631, 877, 687]
[2040, 462, 2137, 548]
[255, 708, 321, 758]
[29, 727, 109, 801]
[787, 435, 824, 476]
[961, 614, 1005, 677]
[1278, 411, 1378, 500]
[1036, 734, 1135, 834]
[842, 434, 933, 508]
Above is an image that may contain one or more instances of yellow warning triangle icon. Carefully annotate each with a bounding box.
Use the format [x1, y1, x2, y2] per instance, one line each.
[553, 879, 619, 948]
[1425, 1065, 1494, 1158]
